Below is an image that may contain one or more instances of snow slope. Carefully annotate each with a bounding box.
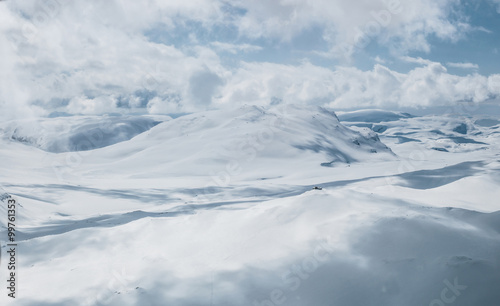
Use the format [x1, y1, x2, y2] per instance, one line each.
[68, 105, 394, 181]
[0, 115, 167, 153]
[0, 105, 499, 306]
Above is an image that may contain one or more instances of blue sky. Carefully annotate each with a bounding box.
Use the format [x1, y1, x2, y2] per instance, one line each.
[1, 0, 500, 118]
[407, 0, 500, 76]
[149, 0, 500, 76]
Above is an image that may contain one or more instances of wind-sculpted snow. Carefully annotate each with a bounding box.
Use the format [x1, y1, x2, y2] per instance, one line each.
[0, 105, 499, 306]
[341, 112, 493, 154]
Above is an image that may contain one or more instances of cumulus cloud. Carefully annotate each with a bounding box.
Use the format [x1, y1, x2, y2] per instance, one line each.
[0, 0, 230, 116]
[0, 0, 497, 118]
[446, 62, 479, 70]
[232, 0, 469, 58]
[215, 61, 500, 109]
[147, 97, 182, 114]
[1, 0, 234, 115]
[66, 96, 118, 115]
[0, 2, 38, 120]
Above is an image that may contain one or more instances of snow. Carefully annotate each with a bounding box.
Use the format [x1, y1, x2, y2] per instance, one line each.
[0, 104, 499, 305]
[0, 115, 168, 153]
[337, 109, 414, 123]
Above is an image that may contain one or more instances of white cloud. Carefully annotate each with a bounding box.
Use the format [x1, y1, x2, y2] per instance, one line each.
[492, 0, 500, 13]
[400, 56, 436, 66]
[0, 0, 497, 118]
[474, 26, 493, 34]
[215, 61, 500, 109]
[374, 56, 386, 64]
[446, 62, 479, 70]
[0, 0, 231, 116]
[147, 97, 182, 114]
[5, 0, 462, 61]
[231, 0, 469, 58]
[210, 42, 262, 54]
[0, 3, 39, 120]
[67, 96, 118, 115]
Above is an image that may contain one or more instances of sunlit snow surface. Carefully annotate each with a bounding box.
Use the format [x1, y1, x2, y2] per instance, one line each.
[0, 105, 499, 306]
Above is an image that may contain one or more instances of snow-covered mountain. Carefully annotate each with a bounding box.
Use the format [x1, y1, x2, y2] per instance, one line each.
[0, 115, 167, 153]
[75, 105, 394, 177]
[0, 105, 499, 306]
[2, 105, 395, 182]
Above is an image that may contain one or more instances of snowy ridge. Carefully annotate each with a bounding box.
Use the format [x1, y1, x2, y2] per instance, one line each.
[75, 105, 395, 179]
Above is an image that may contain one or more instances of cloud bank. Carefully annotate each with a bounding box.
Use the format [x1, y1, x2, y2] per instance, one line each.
[0, 0, 498, 118]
